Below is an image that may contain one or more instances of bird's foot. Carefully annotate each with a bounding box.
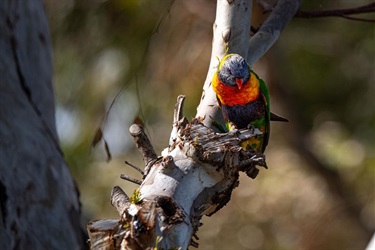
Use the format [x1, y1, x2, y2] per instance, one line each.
[246, 124, 256, 134]
[228, 127, 240, 137]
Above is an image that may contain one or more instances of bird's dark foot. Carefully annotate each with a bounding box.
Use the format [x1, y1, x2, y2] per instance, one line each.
[229, 129, 242, 140]
[246, 124, 256, 134]
[228, 122, 238, 131]
[228, 124, 240, 136]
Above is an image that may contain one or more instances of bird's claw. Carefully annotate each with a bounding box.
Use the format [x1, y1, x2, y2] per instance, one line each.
[228, 128, 240, 136]
[246, 124, 256, 134]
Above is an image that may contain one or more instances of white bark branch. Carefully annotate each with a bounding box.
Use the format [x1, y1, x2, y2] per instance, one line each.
[88, 96, 265, 249]
[247, 0, 302, 66]
[196, 0, 301, 129]
[88, 0, 301, 249]
[196, 0, 253, 130]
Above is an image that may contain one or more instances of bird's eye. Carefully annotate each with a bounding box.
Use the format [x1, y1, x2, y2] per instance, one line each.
[227, 69, 231, 74]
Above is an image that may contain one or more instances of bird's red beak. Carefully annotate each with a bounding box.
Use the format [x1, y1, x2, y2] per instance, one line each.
[235, 78, 243, 89]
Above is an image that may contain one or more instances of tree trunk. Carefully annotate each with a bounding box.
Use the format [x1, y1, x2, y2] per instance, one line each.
[0, 1, 84, 249]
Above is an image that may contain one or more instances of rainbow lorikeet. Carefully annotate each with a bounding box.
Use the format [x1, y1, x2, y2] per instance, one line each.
[212, 54, 287, 153]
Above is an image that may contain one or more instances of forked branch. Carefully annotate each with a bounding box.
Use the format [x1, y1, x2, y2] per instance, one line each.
[87, 96, 266, 249]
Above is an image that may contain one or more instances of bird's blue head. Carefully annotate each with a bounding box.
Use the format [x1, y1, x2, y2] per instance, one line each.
[218, 54, 250, 89]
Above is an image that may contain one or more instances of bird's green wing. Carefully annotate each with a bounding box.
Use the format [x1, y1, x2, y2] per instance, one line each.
[250, 70, 270, 118]
[251, 70, 270, 152]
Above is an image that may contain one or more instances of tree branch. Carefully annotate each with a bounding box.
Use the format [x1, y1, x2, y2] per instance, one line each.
[295, 2, 375, 22]
[87, 97, 265, 249]
[87, 0, 305, 248]
[247, 0, 302, 66]
[196, 0, 253, 130]
[129, 124, 158, 176]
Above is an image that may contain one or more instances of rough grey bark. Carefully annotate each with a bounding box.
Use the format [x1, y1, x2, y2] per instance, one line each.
[0, 1, 84, 249]
[87, 0, 302, 249]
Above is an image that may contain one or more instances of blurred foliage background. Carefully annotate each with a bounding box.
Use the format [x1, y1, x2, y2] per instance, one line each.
[45, 0, 374, 249]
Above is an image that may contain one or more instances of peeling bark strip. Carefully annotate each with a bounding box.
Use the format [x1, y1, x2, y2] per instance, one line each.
[88, 96, 266, 249]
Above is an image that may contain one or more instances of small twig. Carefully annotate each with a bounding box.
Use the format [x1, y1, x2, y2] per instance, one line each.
[111, 186, 131, 216]
[129, 124, 158, 175]
[125, 160, 144, 175]
[236, 154, 267, 170]
[190, 239, 199, 248]
[235, 153, 267, 179]
[120, 174, 142, 185]
[193, 233, 199, 240]
[295, 2, 375, 22]
[245, 167, 259, 179]
[338, 15, 375, 23]
[169, 95, 188, 146]
[174, 95, 186, 123]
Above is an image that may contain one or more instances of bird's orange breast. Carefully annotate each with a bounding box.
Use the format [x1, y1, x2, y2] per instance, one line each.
[212, 72, 260, 106]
